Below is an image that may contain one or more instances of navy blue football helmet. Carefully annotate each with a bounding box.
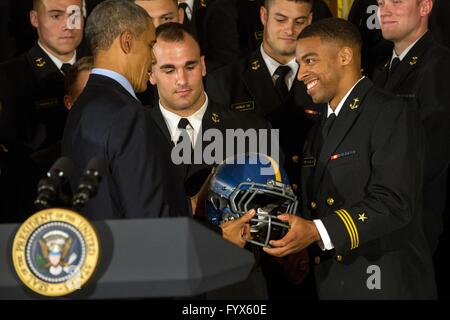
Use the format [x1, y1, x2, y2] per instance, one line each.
[207, 153, 298, 247]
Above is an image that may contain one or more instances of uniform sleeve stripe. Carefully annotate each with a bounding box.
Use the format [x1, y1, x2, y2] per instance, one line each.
[335, 210, 356, 249]
[341, 209, 359, 248]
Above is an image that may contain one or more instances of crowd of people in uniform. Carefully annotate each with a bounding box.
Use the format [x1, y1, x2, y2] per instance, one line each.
[0, 0, 449, 300]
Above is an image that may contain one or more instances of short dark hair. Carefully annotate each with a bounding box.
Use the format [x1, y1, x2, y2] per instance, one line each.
[86, 0, 150, 54]
[265, 0, 314, 9]
[297, 17, 362, 52]
[155, 22, 198, 44]
[64, 56, 94, 95]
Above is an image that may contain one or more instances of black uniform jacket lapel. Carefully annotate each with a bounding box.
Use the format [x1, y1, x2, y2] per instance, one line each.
[26, 44, 62, 81]
[312, 77, 373, 194]
[377, 31, 433, 90]
[150, 105, 173, 145]
[241, 50, 282, 115]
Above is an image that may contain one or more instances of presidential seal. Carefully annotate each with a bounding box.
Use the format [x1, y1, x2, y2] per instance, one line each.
[12, 208, 100, 297]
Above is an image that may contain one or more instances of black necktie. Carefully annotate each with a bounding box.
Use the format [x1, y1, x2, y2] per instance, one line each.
[177, 118, 193, 164]
[60, 63, 72, 75]
[274, 65, 291, 100]
[177, 117, 191, 143]
[388, 57, 400, 78]
[322, 113, 336, 141]
[179, 2, 190, 26]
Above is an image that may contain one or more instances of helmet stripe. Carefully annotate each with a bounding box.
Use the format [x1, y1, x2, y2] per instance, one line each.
[266, 155, 282, 182]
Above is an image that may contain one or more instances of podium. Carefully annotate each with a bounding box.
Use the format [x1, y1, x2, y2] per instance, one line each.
[0, 217, 254, 299]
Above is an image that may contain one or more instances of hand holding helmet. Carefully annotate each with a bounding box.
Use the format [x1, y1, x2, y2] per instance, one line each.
[206, 153, 298, 247]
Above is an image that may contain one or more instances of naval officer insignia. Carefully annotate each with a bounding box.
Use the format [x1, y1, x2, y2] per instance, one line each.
[12, 208, 100, 297]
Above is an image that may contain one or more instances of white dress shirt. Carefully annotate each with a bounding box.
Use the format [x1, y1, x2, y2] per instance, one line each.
[159, 92, 208, 147]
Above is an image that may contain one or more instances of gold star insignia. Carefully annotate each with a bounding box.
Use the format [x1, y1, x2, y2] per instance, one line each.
[358, 213, 368, 222]
[35, 58, 46, 68]
[211, 113, 220, 123]
[200, 0, 207, 7]
[409, 56, 418, 66]
[251, 60, 260, 70]
[349, 98, 360, 110]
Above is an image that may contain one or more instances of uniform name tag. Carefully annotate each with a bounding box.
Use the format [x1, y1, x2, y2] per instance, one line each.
[302, 157, 316, 167]
[232, 101, 255, 112]
[35, 97, 59, 110]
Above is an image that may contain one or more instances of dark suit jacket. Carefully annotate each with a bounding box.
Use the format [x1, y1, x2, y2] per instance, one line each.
[206, 49, 322, 195]
[372, 31, 450, 253]
[302, 77, 436, 299]
[0, 43, 67, 221]
[202, 0, 332, 72]
[62, 74, 189, 220]
[150, 98, 271, 197]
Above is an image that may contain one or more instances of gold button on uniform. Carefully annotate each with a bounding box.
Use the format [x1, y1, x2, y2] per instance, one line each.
[326, 197, 335, 206]
[292, 183, 298, 192]
[311, 201, 317, 209]
[314, 256, 321, 265]
[336, 255, 343, 262]
[292, 155, 300, 164]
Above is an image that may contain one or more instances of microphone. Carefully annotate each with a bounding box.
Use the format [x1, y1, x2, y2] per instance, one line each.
[72, 156, 105, 211]
[35, 157, 74, 210]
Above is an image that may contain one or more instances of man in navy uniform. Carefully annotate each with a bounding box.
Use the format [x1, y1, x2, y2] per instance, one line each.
[372, 0, 450, 298]
[149, 23, 271, 199]
[264, 17, 436, 299]
[203, 0, 332, 72]
[0, 0, 84, 222]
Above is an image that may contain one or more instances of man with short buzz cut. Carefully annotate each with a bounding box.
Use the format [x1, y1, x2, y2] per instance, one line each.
[0, 0, 84, 222]
[132, 0, 185, 106]
[133, 0, 184, 28]
[372, 0, 450, 299]
[149, 22, 277, 298]
[264, 17, 437, 299]
[62, 0, 189, 220]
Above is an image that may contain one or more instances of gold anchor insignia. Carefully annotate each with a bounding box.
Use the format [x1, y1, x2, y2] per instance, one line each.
[409, 56, 418, 66]
[211, 113, 220, 123]
[358, 213, 368, 222]
[251, 60, 260, 70]
[349, 98, 360, 110]
[35, 57, 46, 68]
[200, 0, 207, 7]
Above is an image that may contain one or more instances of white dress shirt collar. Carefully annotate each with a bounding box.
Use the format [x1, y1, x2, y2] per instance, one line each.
[38, 41, 76, 72]
[159, 92, 208, 146]
[260, 45, 299, 90]
[327, 77, 365, 118]
[391, 32, 425, 62]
